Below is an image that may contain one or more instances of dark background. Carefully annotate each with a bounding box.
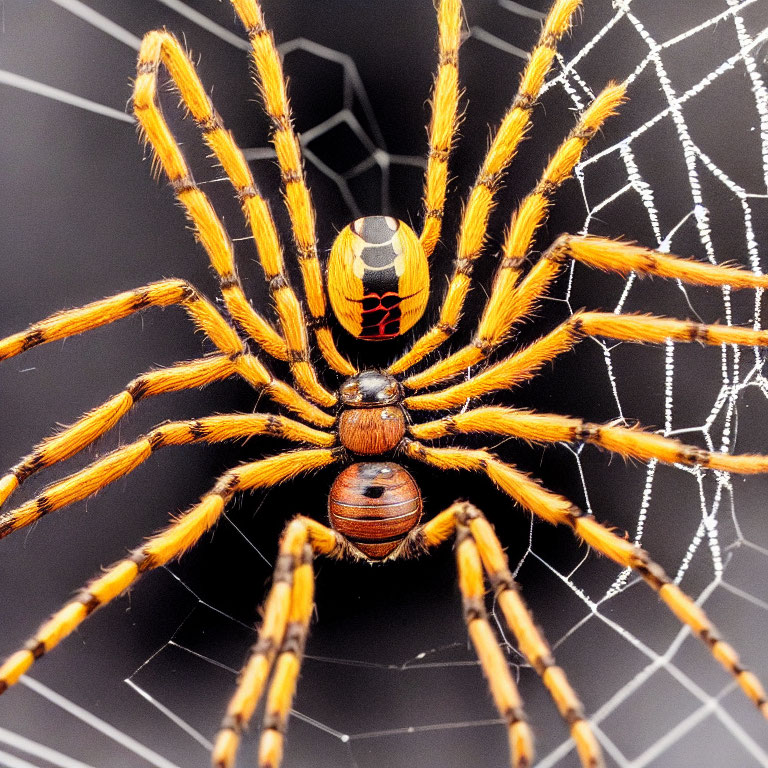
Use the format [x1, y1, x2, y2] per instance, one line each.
[1, 1, 768, 767]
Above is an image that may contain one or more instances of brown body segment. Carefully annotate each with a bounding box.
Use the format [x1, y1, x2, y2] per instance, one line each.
[338, 407, 406, 455]
[328, 463, 422, 559]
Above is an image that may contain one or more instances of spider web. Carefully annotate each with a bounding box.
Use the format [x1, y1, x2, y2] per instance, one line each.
[1, 1, 768, 767]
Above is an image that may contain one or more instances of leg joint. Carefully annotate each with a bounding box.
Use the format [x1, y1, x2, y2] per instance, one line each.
[219, 275, 241, 291]
[75, 589, 101, 615]
[679, 446, 711, 466]
[500, 256, 526, 270]
[574, 423, 598, 443]
[218, 714, 243, 736]
[455, 501, 481, 526]
[535, 179, 559, 198]
[286, 350, 310, 364]
[631, 552, 671, 590]
[272, 553, 295, 585]
[462, 595, 487, 623]
[455, 257, 475, 276]
[170, 175, 197, 194]
[13, 453, 44, 482]
[262, 714, 287, 734]
[306, 313, 329, 331]
[471, 335, 493, 357]
[280, 621, 308, 657]
[488, 568, 517, 595]
[212, 473, 240, 499]
[512, 92, 535, 111]
[503, 705, 529, 726]
[562, 704, 587, 726]
[245, 23, 267, 38]
[24, 638, 46, 660]
[544, 234, 573, 263]
[20, 328, 46, 352]
[251, 636, 277, 658]
[128, 548, 150, 571]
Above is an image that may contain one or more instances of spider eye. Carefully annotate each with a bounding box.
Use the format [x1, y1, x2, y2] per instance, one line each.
[328, 216, 429, 340]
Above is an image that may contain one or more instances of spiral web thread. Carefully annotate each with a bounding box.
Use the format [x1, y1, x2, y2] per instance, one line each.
[1, 1, 768, 767]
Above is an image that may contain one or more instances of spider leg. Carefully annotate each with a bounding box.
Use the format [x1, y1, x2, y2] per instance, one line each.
[403, 440, 768, 720]
[405, 507, 535, 767]
[135, 32, 336, 406]
[387, 0, 582, 375]
[0, 415, 335, 538]
[0, 280, 247, 503]
[405, 233, 768, 390]
[466, 508, 603, 768]
[404, 311, 768, 411]
[0, 355, 235, 508]
[255, 541, 315, 768]
[213, 516, 343, 768]
[419, 0, 463, 259]
[133, 66, 285, 364]
[551, 234, 768, 289]
[455, 516, 535, 768]
[0, 280, 243, 362]
[410, 406, 768, 474]
[0, 448, 340, 696]
[408, 502, 601, 767]
[232, 353, 336, 428]
[392, 82, 625, 378]
[229, 0, 355, 376]
[0, 287, 336, 503]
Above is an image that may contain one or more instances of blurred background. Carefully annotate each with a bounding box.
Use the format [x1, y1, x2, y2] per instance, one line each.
[1, 1, 768, 766]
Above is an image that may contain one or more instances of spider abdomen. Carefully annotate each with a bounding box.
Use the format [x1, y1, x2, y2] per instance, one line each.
[328, 462, 422, 559]
[328, 216, 429, 340]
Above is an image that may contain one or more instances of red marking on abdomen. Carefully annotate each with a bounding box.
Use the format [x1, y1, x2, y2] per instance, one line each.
[359, 291, 402, 340]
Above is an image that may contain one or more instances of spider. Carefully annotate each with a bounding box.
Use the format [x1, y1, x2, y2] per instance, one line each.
[1, 0, 768, 766]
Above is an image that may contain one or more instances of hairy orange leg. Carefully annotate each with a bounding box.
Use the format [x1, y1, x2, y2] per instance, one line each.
[401, 81, 625, 383]
[0, 355, 237, 509]
[557, 235, 768, 289]
[407, 502, 602, 768]
[403, 440, 768, 719]
[0, 280, 239, 506]
[0, 279, 243, 363]
[467, 509, 603, 767]
[0, 416, 335, 541]
[410, 405, 768, 474]
[229, 0, 355, 376]
[0, 449, 339, 696]
[135, 32, 335, 406]
[419, 0, 463, 258]
[0, 278, 332, 427]
[455, 518, 535, 767]
[388, 0, 582, 375]
[232, 354, 336, 428]
[0, 281, 335, 506]
[405, 233, 768, 390]
[255, 537, 316, 768]
[213, 516, 342, 768]
[133, 40, 284, 363]
[405, 311, 768, 411]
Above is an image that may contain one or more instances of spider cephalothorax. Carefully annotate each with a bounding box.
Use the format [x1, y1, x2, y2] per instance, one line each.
[2, 1, 768, 768]
[337, 370, 407, 455]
